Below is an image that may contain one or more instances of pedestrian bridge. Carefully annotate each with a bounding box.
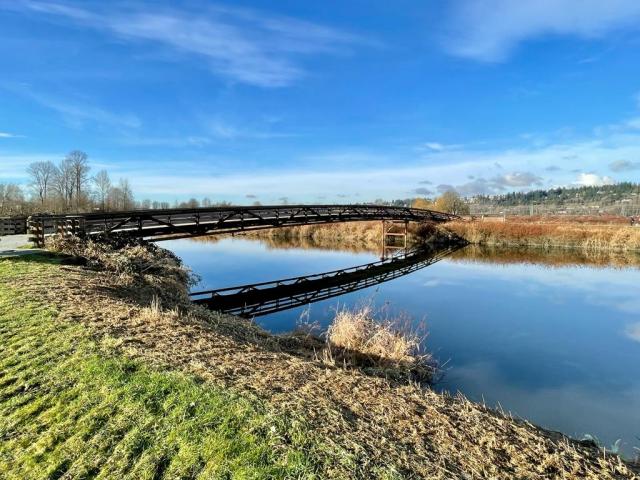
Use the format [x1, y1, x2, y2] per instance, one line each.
[28, 204, 459, 245]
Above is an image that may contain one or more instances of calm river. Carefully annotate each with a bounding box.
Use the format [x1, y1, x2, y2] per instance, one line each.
[164, 236, 640, 457]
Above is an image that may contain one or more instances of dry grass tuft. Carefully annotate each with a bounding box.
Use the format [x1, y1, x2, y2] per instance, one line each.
[325, 305, 434, 383]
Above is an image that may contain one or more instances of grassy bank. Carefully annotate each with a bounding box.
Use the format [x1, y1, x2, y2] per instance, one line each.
[0, 255, 319, 478]
[444, 219, 640, 251]
[1, 239, 638, 478]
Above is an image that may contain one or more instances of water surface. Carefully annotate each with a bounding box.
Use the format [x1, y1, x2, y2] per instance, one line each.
[165, 236, 640, 457]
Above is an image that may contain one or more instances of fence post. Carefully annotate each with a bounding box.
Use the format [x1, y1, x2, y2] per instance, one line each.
[27, 216, 45, 248]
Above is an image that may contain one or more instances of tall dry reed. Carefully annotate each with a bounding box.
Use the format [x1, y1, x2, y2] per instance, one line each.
[445, 221, 640, 251]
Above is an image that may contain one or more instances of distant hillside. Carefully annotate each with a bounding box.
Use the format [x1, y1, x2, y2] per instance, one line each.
[468, 182, 640, 216]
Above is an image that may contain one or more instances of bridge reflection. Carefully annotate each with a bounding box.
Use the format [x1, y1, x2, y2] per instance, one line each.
[190, 245, 461, 317]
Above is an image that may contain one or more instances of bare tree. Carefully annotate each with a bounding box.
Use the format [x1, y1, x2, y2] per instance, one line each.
[52, 159, 75, 211]
[0, 183, 24, 215]
[93, 170, 111, 211]
[27, 161, 56, 207]
[121, 178, 134, 210]
[66, 150, 90, 210]
[111, 178, 134, 210]
[186, 198, 200, 209]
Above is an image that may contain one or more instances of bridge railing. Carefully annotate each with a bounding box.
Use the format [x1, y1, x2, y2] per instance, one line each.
[28, 204, 459, 244]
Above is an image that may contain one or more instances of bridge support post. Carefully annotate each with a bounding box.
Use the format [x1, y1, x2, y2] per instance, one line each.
[381, 220, 409, 260]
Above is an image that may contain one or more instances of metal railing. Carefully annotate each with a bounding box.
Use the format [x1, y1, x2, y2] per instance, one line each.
[27, 204, 459, 246]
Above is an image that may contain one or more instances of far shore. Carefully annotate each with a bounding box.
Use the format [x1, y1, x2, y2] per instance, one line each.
[231, 216, 640, 253]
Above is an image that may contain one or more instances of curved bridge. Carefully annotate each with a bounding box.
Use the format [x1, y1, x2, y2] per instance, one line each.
[190, 245, 460, 317]
[28, 204, 458, 244]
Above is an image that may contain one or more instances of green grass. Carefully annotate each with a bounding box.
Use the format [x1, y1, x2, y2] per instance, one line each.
[0, 255, 320, 479]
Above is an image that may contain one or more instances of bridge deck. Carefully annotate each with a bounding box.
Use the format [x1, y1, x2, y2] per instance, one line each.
[28, 204, 459, 244]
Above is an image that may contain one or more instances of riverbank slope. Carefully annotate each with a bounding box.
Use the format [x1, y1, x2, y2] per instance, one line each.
[1, 238, 637, 479]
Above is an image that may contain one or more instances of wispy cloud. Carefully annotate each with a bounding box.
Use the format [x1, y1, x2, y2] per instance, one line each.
[2, 83, 141, 129]
[0, 152, 61, 180]
[0, 132, 24, 139]
[625, 323, 640, 343]
[10, 1, 371, 87]
[206, 119, 294, 140]
[441, 0, 640, 62]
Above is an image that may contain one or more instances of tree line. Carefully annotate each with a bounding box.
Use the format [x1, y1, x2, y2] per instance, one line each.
[0, 151, 135, 216]
[471, 182, 640, 207]
[0, 151, 237, 216]
[0, 150, 473, 216]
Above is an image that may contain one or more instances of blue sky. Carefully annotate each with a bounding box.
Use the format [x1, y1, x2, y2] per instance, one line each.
[1, 0, 640, 203]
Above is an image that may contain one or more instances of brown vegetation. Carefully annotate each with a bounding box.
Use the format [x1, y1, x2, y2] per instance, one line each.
[240, 220, 460, 250]
[7, 236, 638, 478]
[324, 305, 434, 383]
[444, 219, 640, 251]
[243, 220, 384, 246]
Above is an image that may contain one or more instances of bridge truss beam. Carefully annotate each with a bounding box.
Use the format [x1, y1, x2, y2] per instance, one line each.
[28, 204, 459, 245]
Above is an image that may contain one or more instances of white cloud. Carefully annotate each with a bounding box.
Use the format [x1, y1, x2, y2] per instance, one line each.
[10, 1, 370, 88]
[424, 142, 445, 151]
[442, 0, 640, 62]
[0, 132, 23, 138]
[574, 173, 615, 187]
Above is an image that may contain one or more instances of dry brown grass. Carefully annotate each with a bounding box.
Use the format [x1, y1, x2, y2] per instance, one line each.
[328, 306, 424, 364]
[245, 220, 384, 247]
[9, 238, 638, 479]
[323, 305, 434, 383]
[241, 220, 459, 251]
[446, 220, 640, 251]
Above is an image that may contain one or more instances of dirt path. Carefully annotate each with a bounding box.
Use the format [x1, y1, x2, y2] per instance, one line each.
[0, 235, 42, 257]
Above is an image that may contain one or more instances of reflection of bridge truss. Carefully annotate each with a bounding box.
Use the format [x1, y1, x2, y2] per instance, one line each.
[190, 246, 460, 317]
[28, 204, 458, 246]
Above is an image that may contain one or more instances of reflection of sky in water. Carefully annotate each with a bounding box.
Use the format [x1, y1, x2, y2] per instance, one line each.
[165, 238, 640, 456]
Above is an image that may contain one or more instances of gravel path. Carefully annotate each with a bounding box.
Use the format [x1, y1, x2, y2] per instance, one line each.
[0, 235, 42, 257]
